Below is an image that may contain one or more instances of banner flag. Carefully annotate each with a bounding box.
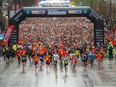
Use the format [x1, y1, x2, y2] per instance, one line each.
[2, 25, 14, 45]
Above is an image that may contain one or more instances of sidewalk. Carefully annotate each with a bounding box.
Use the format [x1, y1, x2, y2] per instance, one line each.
[114, 46, 116, 56]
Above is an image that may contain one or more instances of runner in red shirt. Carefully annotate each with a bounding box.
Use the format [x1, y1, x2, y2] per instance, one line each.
[16, 49, 22, 65]
[33, 53, 39, 72]
[45, 53, 51, 71]
[58, 48, 64, 64]
[91, 46, 96, 55]
[96, 52, 103, 69]
[100, 47, 105, 56]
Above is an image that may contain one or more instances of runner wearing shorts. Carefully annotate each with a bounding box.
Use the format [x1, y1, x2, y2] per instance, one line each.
[21, 52, 27, 72]
[53, 52, 59, 66]
[96, 52, 103, 69]
[33, 54, 39, 72]
[45, 53, 51, 71]
[63, 55, 69, 70]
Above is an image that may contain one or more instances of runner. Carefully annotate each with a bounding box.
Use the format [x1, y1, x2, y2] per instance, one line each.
[45, 52, 51, 71]
[48, 50, 53, 65]
[81, 52, 88, 68]
[88, 50, 95, 68]
[21, 52, 27, 72]
[75, 49, 79, 59]
[27, 48, 32, 64]
[72, 53, 77, 68]
[53, 52, 59, 67]
[63, 54, 69, 70]
[58, 48, 64, 65]
[16, 49, 22, 65]
[69, 52, 73, 65]
[10, 49, 16, 62]
[5, 48, 11, 65]
[38, 47, 45, 69]
[96, 52, 103, 69]
[33, 53, 39, 72]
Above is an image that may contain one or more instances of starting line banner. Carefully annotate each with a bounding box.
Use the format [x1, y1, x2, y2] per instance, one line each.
[2, 25, 14, 45]
[8, 7, 104, 46]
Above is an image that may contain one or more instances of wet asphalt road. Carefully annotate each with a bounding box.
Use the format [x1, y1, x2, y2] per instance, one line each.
[0, 56, 116, 87]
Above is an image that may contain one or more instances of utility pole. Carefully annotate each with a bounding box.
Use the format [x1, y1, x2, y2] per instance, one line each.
[110, 0, 112, 18]
[110, 0, 112, 30]
[7, 0, 10, 25]
[14, 0, 16, 14]
[0, 0, 2, 20]
[90, 0, 92, 8]
[0, 0, 2, 32]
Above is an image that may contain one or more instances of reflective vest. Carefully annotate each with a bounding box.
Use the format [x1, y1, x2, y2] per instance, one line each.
[3, 47, 6, 52]
[12, 44, 17, 51]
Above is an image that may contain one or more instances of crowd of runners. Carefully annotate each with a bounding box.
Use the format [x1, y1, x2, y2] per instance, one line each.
[19, 17, 94, 47]
[1, 17, 115, 72]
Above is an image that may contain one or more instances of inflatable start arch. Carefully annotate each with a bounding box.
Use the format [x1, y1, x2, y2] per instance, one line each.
[2, 6, 104, 46]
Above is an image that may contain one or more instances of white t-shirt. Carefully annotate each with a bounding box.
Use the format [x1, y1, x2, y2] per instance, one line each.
[69, 53, 73, 59]
[53, 54, 59, 62]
